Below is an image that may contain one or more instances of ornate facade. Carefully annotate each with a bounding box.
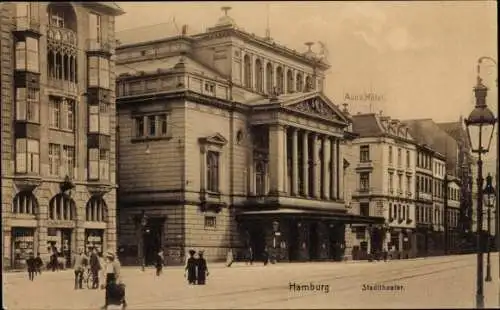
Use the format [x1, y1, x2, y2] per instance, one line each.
[115, 9, 383, 265]
[1, 2, 124, 269]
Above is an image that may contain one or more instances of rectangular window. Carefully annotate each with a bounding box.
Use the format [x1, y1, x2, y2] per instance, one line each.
[88, 148, 99, 180]
[99, 58, 110, 89]
[62, 145, 75, 178]
[360, 145, 370, 162]
[148, 115, 156, 136]
[359, 172, 369, 191]
[207, 151, 220, 192]
[16, 139, 39, 174]
[406, 205, 410, 220]
[356, 227, 366, 240]
[88, 57, 99, 87]
[99, 149, 109, 180]
[255, 160, 267, 196]
[26, 88, 39, 122]
[204, 216, 216, 229]
[389, 146, 393, 164]
[89, 105, 99, 132]
[158, 114, 168, 136]
[398, 175, 402, 192]
[99, 102, 110, 135]
[134, 116, 144, 137]
[60, 99, 74, 131]
[389, 203, 393, 219]
[15, 41, 27, 71]
[389, 173, 394, 192]
[89, 13, 102, 44]
[406, 176, 411, 194]
[397, 148, 402, 166]
[360, 203, 369, 217]
[26, 37, 39, 73]
[16, 88, 27, 121]
[48, 143, 60, 176]
[49, 97, 60, 128]
[406, 150, 410, 167]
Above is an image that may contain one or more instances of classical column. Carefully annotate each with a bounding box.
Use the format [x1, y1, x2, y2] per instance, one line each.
[323, 137, 331, 200]
[269, 124, 286, 195]
[283, 67, 288, 94]
[337, 139, 343, 200]
[283, 126, 288, 194]
[312, 133, 320, 199]
[292, 128, 299, 196]
[250, 54, 255, 91]
[330, 137, 337, 199]
[302, 131, 309, 197]
[248, 148, 255, 196]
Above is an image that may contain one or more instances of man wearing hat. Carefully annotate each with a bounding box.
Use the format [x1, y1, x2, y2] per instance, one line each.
[26, 252, 36, 281]
[196, 250, 209, 285]
[101, 251, 127, 310]
[72, 249, 88, 289]
[184, 249, 197, 285]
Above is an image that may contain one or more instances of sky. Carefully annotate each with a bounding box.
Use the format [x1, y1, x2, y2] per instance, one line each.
[115, 1, 498, 167]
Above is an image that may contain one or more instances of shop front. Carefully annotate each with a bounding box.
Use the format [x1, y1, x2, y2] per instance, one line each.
[85, 229, 105, 254]
[47, 227, 73, 268]
[11, 227, 36, 269]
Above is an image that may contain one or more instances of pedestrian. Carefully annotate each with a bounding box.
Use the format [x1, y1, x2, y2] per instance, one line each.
[90, 248, 102, 289]
[50, 250, 58, 272]
[100, 251, 127, 310]
[225, 248, 234, 267]
[196, 250, 209, 285]
[34, 253, 43, 275]
[26, 252, 36, 281]
[72, 249, 88, 289]
[155, 250, 164, 276]
[246, 246, 253, 265]
[184, 249, 197, 285]
[263, 246, 269, 266]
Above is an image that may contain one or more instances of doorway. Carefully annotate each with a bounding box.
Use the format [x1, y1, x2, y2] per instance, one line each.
[309, 222, 319, 260]
[143, 219, 163, 266]
[249, 223, 266, 261]
[288, 221, 299, 261]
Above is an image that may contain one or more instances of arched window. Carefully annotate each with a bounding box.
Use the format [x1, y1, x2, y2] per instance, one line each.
[255, 59, 263, 92]
[86, 196, 107, 222]
[296, 73, 303, 92]
[276, 66, 284, 94]
[286, 69, 294, 93]
[265, 62, 273, 94]
[389, 203, 392, 219]
[243, 55, 252, 89]
[49, 194, 75, 220]
[13, 192, 37, 215]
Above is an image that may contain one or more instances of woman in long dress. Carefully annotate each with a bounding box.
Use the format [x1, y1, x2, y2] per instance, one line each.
[100, 251, 127, 310]
[185, 249, 197, 285]
[196, 251, 209, 285]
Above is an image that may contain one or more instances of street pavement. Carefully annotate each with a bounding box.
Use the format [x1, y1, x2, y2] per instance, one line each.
[3, 253, 500, 309]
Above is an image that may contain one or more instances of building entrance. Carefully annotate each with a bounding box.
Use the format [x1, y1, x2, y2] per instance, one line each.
[143, 219, 163, 266]
[309, 222, 319, 260]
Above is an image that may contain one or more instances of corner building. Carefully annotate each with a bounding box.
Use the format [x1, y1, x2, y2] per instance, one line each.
[1, 2, 124, 269]
[115, 10, 383, 265]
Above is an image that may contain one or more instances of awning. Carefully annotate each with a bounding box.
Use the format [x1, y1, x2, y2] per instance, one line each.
[237, 208, 385, 225]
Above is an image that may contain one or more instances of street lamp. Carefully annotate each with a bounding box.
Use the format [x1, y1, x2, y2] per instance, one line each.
[484, 174, 496, 282]
[139, 210, 148, 271]
[464, 75, 497, 309]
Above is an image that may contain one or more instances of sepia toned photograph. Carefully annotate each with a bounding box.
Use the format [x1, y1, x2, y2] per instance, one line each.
[1, 1, 498, 309]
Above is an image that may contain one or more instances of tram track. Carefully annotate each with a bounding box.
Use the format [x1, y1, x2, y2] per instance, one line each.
[129, 255, 471, 308]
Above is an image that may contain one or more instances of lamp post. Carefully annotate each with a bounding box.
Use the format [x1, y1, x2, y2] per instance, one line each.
[139, 210, 148, 272]
[464, 75, 497, 309]
[484, 174, 496, 282]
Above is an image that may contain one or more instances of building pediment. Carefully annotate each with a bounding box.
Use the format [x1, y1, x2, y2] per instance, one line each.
[198, 133, 228, 146]
[283, 93, 349, 125]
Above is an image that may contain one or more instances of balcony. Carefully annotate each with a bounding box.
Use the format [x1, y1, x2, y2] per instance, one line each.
[47, 26, 77, 48]
[13, 17, 40, 36]
[47, 79, 78, 96]
[86, 39, 113, 56]
[356, 161, 374, 171]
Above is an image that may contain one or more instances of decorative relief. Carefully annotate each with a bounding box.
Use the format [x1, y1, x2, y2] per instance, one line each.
[289, 98, 341, 121]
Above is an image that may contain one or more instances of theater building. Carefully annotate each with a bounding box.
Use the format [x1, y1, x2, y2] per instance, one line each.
[115, 8, 384, 265]
[1, 2, 124, 269]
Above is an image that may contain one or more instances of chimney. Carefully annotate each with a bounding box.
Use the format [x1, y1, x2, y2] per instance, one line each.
[181, 25, 188, 36]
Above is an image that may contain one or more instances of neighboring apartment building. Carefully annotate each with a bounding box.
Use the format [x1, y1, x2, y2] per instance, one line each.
[1, 2, 124, 269]
[350, 113, 417, 259]
[114, 9, 384, 265]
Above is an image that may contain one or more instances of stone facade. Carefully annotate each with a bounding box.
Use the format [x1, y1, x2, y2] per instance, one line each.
[115, 9, 383, 265]
[1, 2, 124, 270]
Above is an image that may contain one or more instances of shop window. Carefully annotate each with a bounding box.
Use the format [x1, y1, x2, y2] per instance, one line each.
[12, 191, 37, 214]
[12, 228, 35, 269]
[49, 194, 75, 220]
[85, 196, 107, 222]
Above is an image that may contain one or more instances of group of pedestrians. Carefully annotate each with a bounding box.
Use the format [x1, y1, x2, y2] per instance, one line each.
[72, 248, 105, 290]
[184, 250, 209, 285]
[25, 252, 43, 281]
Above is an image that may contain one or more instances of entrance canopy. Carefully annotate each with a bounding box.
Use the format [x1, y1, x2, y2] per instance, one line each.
[237, 208, 385, 225]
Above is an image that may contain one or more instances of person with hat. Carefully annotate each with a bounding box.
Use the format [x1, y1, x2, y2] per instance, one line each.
[26, 252, 36, 281]
[100, 251, 127, 310]
[196, 250, 209, 285]
[184, 249, 197, 285]
[72, 248, 89, 289]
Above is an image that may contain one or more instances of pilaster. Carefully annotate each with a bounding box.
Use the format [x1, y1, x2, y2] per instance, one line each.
[312, 134, 320, 198]
[269, 124, 286, 195]
[302, 131, 309, 196]
[291, 128, 299, 196]
[322, 137, 331, 200]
